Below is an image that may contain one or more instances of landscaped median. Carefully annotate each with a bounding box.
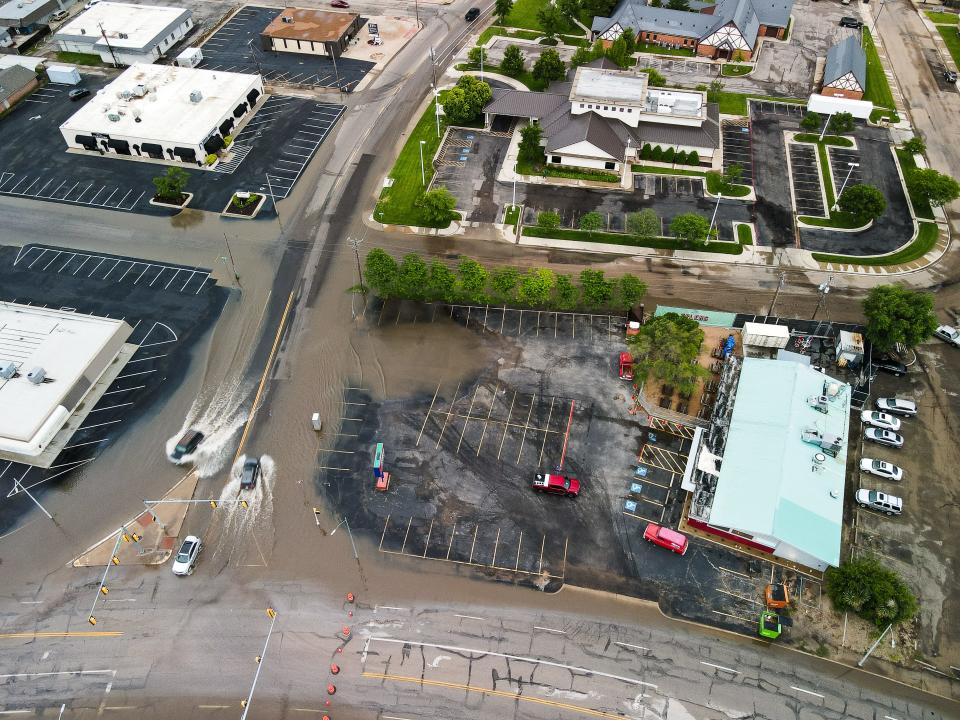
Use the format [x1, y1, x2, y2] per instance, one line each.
[812, 222, 941, 266]
[895, 148, 935, 220]
[794, 137, 869, 230]
[520, 226, 747, 255]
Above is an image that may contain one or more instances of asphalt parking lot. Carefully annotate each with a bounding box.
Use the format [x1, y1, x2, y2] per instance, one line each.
[0, 243, 227, 536]
[828, 146, 863, 192]
[0, 74, 343, 214]
[431, 129, 508, 222]
[788, 143, 826, 216]
[199, 5, 374, 91]
[722, 120, 753, 185]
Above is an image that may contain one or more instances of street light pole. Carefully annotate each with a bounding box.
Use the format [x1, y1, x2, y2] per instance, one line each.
[419, 139, 427, 185]
[818, 112, 834, 142]
[264, 173, 283, 233]
[833, 162, 859, 211]
[431, 84, 441, 138]
[811, 275, 833, 320]
[240, 609, 278, 720]
[512, 161, 517, 208]
[707, 190, 722, 241]
[768, 271, 786, 319]
[330, 515, 358, 560]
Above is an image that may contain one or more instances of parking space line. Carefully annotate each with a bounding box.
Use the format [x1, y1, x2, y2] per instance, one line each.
[537, 396, 556, 467]
[455, 384, 481, 454]
[496, 391, 518, 460]
[42, 251, 63, 271]
[434, 382, 461, 449]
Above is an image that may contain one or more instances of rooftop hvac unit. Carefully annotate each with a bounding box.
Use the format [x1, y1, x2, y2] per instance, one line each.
[807, 395, 829, 414]
[118, 32, 128, 39]
[131, 84, 148, 98]
[189, 89, 203, 103]
[0, 361, 17, 380]
[281, 15, 294, 23]
[26, 367, 46, 384]
[107, 112, 121, 122]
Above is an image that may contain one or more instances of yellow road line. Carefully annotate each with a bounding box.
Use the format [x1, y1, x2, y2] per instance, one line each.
[0, 631, 123, 639]
[362, 672, 623, 719]
[233, 290, 296, 463]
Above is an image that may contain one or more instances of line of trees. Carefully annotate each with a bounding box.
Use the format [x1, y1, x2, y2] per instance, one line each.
[363, 249, 647, 310]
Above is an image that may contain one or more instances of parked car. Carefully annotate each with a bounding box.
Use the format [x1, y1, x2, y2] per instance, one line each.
[860, 410, 901, 432]
[330, 0, 350, 7]
[859, 458, 903, 481]
[871, 354, 907, 377]
[839, 16, 863, 28]
[171, 535, 203, 575]
[865, 427, 904, 448]
[875, 397, 917, 417]
[240, 456, 261, 490]
[618, 351, 633, 380]
[68, 88, 90, 101]
[855, 489, 902, 516]
[532, 472, 580, 498]
[171, 428, 204, 461]
[945, 69, 958, 84]
[934, 325, 960, 347]
[464, 7, 480, 20]
[643, 523, 689, 555]
[85, 0, 102, 8]
[50, 9, 69, 21]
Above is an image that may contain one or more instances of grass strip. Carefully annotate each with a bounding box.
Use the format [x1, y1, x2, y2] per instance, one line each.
[518, 159, 620, 182]
[522, 226, 744, 254]
[504, 205, 521, 229]
[631, 165, 706, 176]
[721, 64, 752, 77]
[798, 212, 865, 229]
[925, 11, 958, 24]
[862, 28, 897, 111]
[935, 25, 960, 68]
[737, 223, 753, 245]
[634, 41, 695, 57]
[715, 92, 806, 116]
[706, 172, 751, 197]
[895, 148, 935, 220]
[793, 133, 853, 147]
[55, 51, 104, 66]
[812, 222, 940, 265]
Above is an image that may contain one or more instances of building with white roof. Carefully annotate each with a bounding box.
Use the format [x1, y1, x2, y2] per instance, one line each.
[60, 63, 264, 167]
[0, 302, 136, 467]
[54, 2, 192, 66]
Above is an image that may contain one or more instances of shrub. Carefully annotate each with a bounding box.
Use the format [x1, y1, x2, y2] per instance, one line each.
[152, 166, 190, 202]
[640, 143, 653, 159]
[416, 187, 458, 224]
[651, 145, 664, 161]
[902, 135, 926, 155]
[205, 153, 218, 165]
[800, 111, 821, 131]
[825, 555, 918, 628]
[537, 210, 561, 229]
[687, 150, 700, 166]
[663, 147, 676, 163]
[674, 150, 688, 165]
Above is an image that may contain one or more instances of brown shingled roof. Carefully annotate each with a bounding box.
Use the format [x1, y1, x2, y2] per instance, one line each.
[262, 7, 357, 42]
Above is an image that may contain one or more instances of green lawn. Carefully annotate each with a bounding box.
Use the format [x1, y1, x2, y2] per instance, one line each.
[705, 172, 751, 197]
[798, 212, 866, 229]
[55, 51, 104, 66]
[713, 92, 806, 116]
[631, 165, 706, 176]
[812, 222, 940, 265]
[560, 34, 590, 47]
[518, 158, 620, 183]
[634, 41, 695, 57]
[816, 142, 836, 206]
[793, 133, 854, 147]
[504, 205, 521, 228]
[861, 28, 898, 114]
[869, 107, 900, 124]
[721, 64, 752, 77]
[502, 0, 584, 34]
[896, 147, 935, 219]
[478, 26, 541, 44]
[376, 99, 454, 228]
[935, 25, 960, 68]
[456, 61, 545, 90]
[522, 226, 745, 254]
[925, 10, 958, 24]
[737, 223, 753, 245]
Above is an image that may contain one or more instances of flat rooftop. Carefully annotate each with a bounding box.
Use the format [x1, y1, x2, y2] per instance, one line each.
[0, 303, 132, 456]
[262, 7, 357, 42]
[55, 2, 190, 50]
[570, 66, 648, 105]
[60, 64, 260, 147]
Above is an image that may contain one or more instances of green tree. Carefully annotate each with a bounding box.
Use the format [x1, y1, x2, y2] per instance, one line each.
[537, 210, 561, 229]
[827, 111, 855, 134]
[725, 163, 742, 185]
[532, 48, 566, 83]
[570, 46, 594, 67]
[639, 67, 666, 87]
[614, 274, 647, 310]
[862, 284, 937, 351]
[825, 555, 918, 629]
[578, 211, 604, 235]
[537, 4, 564, 39]
[626, 209, 659, 238]
[800, 111, 821, 132]
[517, 268, 556, 306]
[456, 257, 489, 304]
[518, 123, 544, 163]
[553, 273, 578, 310]
[707, 79, 724, 104]
[902, 135, 926, 155]
[490, 266, 521, 303]
[838, 184, 886, 220]
[364, 248, 399, 297]
[426, 259, 457, 302]
[579, 269, 613, 308]
[582, 0, 617, 15]
[906, 167, 960, 207]
[494, 0, 513, 24]
[666, 0, 689, 9]
[417, 187, 457, 225]
[556, 0, 580, 21]
[456, 74, 492, 117]
[152, 166, 189, 203]
[620, 27, 636, 55]
[590, 38, 606, 60]
[687, 150, 700, 166]
[397, 253, 429, 301]
[441, 86, 474, 124]
[607, 36, 630, 67]
[501, 44, 525, 77]
[467, 46, 487, 68]
[670, 213, 711, 245]
[626, 312, 710, 395]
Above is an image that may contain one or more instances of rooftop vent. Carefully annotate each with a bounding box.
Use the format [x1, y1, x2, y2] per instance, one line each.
[118, 32, 128, 39]
[107, 111, 120, 122]
[189, 89, 202, 103]
[130, 84, 147, 98]
[806, 395, 829, 414]
[0, 362, 17, 380]
[26, 367, 46, 385]
[80, 27, 86, 34]
[281, 15, 294, 22]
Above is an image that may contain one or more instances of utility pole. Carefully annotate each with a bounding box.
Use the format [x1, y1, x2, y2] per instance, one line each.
[707, 190, 722, 240]
[858, 622, 893, 666]
[98, 22, 120, 68]
[348, 237, 365, 296]
[818, 111, 834, 142]
[240, 608, 279, 720]
[429, 46, 438, 89]
[768, 271, 786, 320]
[811, 275, 832, 320]
[222, 233, 241, 287]
[264, 173, 283, 233]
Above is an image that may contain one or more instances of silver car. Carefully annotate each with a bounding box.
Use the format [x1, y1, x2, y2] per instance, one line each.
[859, 458, 903, 481]
[865, 427, 903, 448]
[860, 411, 900, 432]
[875, 397, 916, 417]
[856, 489, 902, 516]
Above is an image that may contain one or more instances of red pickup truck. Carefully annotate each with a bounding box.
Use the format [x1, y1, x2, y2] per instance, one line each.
[532, 473, 580, 498]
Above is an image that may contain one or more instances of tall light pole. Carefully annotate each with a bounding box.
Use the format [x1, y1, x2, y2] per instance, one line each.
[833, 162, 859, 211]
[480, 45, 484, 81]
[707, 190, 722, 242]
[265, 173, 283, 233]
[818, 111, 835, 142]
[419, 139, 427, 185]
[768, 271, 786, 319]
[812, 275, 833, 320]
[240, 608, 279, 720]
[431, 84, 441, 138]
[512, 160, 518, 208]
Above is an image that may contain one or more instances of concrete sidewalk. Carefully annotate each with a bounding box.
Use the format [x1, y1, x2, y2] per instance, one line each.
[72, 471, 199, 568]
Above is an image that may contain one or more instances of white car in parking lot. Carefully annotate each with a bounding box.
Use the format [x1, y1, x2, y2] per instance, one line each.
[875, 397, 917, 417]
[859, 458, 903, 481]
[860, 411, 901, 432]
[856, 489, 902, 516]
[934, 325, 960, 347]
[865, 427, 904, 448]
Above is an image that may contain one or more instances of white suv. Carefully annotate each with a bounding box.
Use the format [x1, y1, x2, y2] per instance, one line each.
[856, 489, 902, 516]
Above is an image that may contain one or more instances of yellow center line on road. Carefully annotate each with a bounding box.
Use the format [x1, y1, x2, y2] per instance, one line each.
[362, 672, 624, 719]
[0, 631, 123, 639]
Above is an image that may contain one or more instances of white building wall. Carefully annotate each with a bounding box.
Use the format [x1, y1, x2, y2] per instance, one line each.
[63, 17, 193, 65]
[269, 36, 327, 56]
[571, 100, 640, 128]
[547, 154, 619, 171]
